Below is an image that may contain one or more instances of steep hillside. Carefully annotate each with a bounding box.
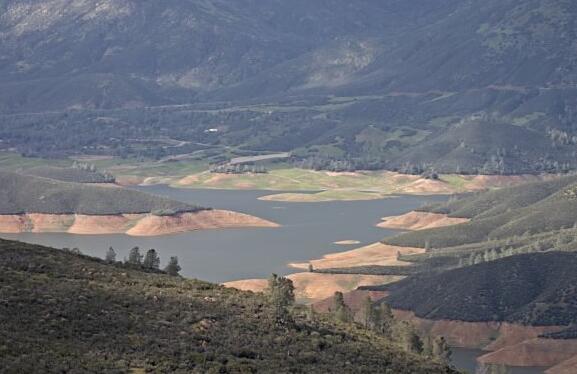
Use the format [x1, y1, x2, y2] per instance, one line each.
[386, 175, 577, 249]
[0, 171, 201, 215]
[383, 252, 577, 330]
[0, 239, 456, 373]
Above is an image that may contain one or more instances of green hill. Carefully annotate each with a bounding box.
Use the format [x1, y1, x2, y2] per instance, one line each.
[0, 171, 204, 215]
[22, 166, 116, 184]
[0, 239, 456, 373]
[382, 252, 577, 332]
[385, 175, 577, 249]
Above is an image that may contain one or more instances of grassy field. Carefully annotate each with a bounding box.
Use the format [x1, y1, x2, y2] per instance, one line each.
[0, 152, 549, 202]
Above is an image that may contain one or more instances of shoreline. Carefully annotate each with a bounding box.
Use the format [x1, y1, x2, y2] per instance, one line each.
[0, 210, 279, 236]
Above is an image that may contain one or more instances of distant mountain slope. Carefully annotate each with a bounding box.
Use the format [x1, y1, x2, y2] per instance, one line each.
[0, 239, 456, 373]
[2, 0, 577, 173]
[0, 171, 202, 215]
[384, 252, 577, 329]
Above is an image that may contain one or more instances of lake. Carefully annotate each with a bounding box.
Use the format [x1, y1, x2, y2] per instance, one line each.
[0, 186, 546, 373]
[1, 186, 444, 282]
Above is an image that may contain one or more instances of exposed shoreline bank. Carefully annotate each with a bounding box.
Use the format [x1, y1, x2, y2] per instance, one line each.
[0, 210, 279, 236]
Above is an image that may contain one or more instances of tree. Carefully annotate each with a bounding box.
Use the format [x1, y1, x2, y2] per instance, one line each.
[127, 246, 142, 265]
[267, 274, 295, 325]
[105, 247, 116, 263]
[397, 321, 423, 354]
[372, 303, 395, 338]
[361, 295, 374, 328]
[432, 336, 452, 364]
[164, 256, 181, 276]
[143, 249, 161, 270]
[333, 291, 352, 323]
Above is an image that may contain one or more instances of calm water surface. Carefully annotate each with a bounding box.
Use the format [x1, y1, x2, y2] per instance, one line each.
[452, 348, 545, 374]
[2, 187, 444, 282]
[0, 187, 546, 373]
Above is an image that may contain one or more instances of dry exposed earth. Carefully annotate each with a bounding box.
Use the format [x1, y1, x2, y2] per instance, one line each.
[377, 211, 470, 231]
[289, 242, 425, 270]
[224, 273, 401, 303]
[0, 210, 278, 236]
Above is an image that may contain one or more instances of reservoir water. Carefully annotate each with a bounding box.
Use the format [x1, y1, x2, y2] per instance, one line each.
[0, 186, 546, 374]
[1, 186, 444, 282]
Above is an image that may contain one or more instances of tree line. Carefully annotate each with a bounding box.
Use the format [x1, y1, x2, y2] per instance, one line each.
[105, 246, 182, 276]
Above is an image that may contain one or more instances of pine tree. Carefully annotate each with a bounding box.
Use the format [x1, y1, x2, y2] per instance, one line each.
[432, 336, 452, 364]
[373, 303, 395, 338]
[397, 322, 423, 354]
[105, 246, 116, 263]
[127, 246, 142, 265]
[267, 274, 295, 325]
[143, 249, 160, 270]
[164, 256, 181, 276]
[333, 291, 352, 323]
[361, 295, 373, 328]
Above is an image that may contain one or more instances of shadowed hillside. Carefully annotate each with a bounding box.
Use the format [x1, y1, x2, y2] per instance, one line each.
[383, 252, 577, 331]
[0, 239, 457, 373]
[0, 171, 203, 215]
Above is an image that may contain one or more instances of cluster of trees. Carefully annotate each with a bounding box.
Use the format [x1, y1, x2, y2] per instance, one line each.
[331, 292, 453, 364]
[268, 276, 455, 367]
[105, 246, 181, 276]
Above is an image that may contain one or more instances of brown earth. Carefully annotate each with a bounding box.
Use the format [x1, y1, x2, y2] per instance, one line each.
[289, 242, 424, 270]
[546, 355, 577, 374]
[224, 273, 400, 303]
[377, 211, 470, 231]
[0, 210, 278, 236]
[478, 338, 577, 368]
[126, 210, 279, 236]
[334, 240, 362, 245]
[312, 291, 577, 369]
[399, 179, 457, 194]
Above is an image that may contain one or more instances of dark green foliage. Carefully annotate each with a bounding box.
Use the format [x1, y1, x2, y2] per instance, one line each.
[127, 246, 142, 266]
[384, 252, 577, 326]
[0, 239, 457, 373]
[333, 291, 353, 323]
[267, 274, 296, 326]
[104, 246, 116, 263]
[0, 171, 206, 215]
[164, 256, 181, 276]
[142, 249, 160, 270]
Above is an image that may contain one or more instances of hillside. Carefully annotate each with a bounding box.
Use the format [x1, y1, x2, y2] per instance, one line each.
[0, 171, 202, 215]
[0, 239, 456, 373]
[1, 1, 577, 173]
[21, 166, 116, 184]
[383, 252, 577, 330]
[385, 175, 577, 249]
